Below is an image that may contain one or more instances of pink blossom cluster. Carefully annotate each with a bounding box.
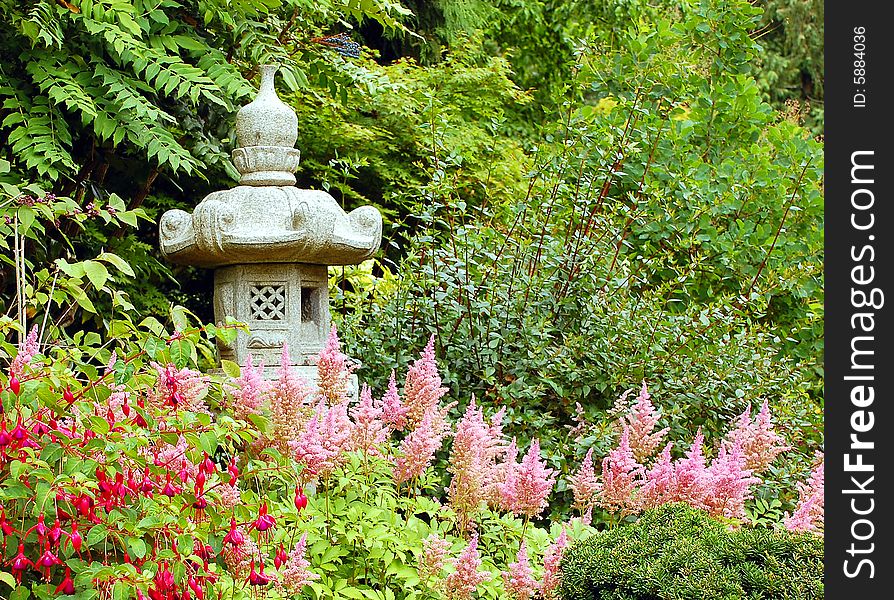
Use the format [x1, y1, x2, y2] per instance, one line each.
[403, 335, 448, 426]
[569, 448, 599, 511]
[540, 528, 569, 600]
[589, 394, 791, 521]
[784, 453, 824, 534]
[350, 384, 390, 455]
[316, 324, 356, 405]
[502, 542, 539, 600]
[289, 399, 353, 481]
[151, 362, 210, 415]
[419, 534, 452, 580]
[275, 533, 319, 594]
[443, 534, 490, 600]
[723, 400, 789, 473]
[621, 382, 669, 461]
[381, 370, 410, 431]
[9, 326, 39, 376]
[269, 345, 313, 451]
[226, 354, 271, 421]
[393, 404, 452, 485]
[447, 398, 508, 531]
[497, 439, 557, 518]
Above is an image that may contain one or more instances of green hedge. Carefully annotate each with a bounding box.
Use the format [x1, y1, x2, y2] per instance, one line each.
[559, 503, 823, 600]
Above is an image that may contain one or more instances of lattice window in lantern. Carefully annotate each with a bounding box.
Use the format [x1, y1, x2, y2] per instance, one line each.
[249, 284, 286, 320]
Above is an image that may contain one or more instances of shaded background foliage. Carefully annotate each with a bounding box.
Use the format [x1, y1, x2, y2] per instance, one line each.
[2, 0, 822, 523]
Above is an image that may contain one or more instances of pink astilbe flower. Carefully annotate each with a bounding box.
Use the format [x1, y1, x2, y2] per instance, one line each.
[227, 354, 271, 421]
[596, 425, 644, 515]
[419, 534, 452, 580]
[350, 384, 390, 455]
[289, 400, 353, 481]
[540, 528, 569, 600]
[498, 439, 556, 518]
[448, 398, 508, 531]
[217, 482, 241, 511]
[621, 382, 669, 462]
[152, 434, 199, 483]
[723, 400, 789, 474]
[10, 325, 39, 376]
[784, 453, 824, 534]
[404, 335, 448, 426]
[702, 439, 760, 519]
[569, 448, 600, 511]
[393, 406, 451, 485]
[672, 429, 712, 508]
[638, 443, 678, 510]
[270, 345, 313, 452]
[381, 370, 409, 431]
[443, 534, 490, 600]
[502, 541, 539, 600]
[316, 325, 356, 405]
[275, 533, 319, 594]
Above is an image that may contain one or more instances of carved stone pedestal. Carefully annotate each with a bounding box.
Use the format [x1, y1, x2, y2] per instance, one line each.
[214, 263, 329, 367]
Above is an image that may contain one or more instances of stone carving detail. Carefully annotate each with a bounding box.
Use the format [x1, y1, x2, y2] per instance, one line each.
[249, 284, 286, 320]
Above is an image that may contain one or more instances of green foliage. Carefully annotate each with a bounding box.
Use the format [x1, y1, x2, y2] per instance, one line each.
[558, 503, 824, 600]
[335, 0, 823, 508]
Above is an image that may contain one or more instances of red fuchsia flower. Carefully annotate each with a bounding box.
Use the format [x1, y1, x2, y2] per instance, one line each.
[502, 541, 539, 600]
[37, 546, 63, 577]
[294, 486, 308, 511]
[315, 325, 356, 405]
[63, 386, 75, 405]
[274, 543, 288, 569]
[10, 415, 28, 443]
[8, 374, 20, 396]
[223, 518, 246, 546]
[55, 567, 76, 594]
[444, 534, 490, 600]
[228, 456, 240, 485]
[498, 439, 557, 519]
[247, 560, 272, 586]
[540, 528, 569, 600]
[393, 405, 452, 485]
[155, 563, 176, 592]
[380, 370, 409, 432]
[569, 448, 600, 512]
[0, 421, 12, 448]
[251, 503, 276, 532]
[9, 542, 34, 583]
[65, 522, 83, 552]
[188, 575, 206, 600]
[784, 452, 824, 534]
[200, 452, 216, 475]
[403, 335, 448, 427]
[162, 474, 181, 497]
[621, 382, 669, 462]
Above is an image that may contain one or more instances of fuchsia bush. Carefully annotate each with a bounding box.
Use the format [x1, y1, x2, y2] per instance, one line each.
[1, 322, 822, 600]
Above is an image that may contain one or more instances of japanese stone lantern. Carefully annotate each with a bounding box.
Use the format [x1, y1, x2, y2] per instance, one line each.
[159, 65, 381, 378]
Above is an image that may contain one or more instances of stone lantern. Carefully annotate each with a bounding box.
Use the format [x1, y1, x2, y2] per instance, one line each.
[159, 65, 381, 380]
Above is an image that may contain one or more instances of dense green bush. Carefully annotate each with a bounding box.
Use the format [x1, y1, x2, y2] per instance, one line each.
[558, 503, 824, 600]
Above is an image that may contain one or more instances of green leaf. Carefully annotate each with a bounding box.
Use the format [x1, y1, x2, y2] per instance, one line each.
[82, 260, 110, 290]
[9, 585, 30, 600]
[169, 338, 194, 368]
[0, 571, 16, 589]
[220, 359, 241, 379]
[87, 523, 109, 546]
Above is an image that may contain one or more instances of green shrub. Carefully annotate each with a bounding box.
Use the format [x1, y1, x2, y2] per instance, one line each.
[558, 503, 824, 600]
